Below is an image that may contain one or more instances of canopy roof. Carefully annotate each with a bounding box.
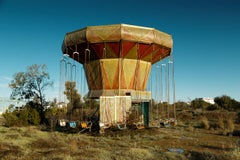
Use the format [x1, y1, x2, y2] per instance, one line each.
[62, 24, 173, 64]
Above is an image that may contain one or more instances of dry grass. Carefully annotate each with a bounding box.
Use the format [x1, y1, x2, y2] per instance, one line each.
[227, 118, 235, 133]
[0, 121, 239, 160]
[2, 101, 239, 159]
[186, 125, 194, 132]
[218, 116, 225, 129]
[200, 116, 210, 129]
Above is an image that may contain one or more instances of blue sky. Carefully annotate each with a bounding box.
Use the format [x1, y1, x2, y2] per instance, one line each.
[0, 0, 240, 102]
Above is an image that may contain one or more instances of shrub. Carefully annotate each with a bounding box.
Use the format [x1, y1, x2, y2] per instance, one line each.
[2, 105, 18, 127]
[237, 112, 240, 123]
[18, 106, 40, 126]
[207, 104, 218, 111]
[200, 116, 210, 129]
[2, 111, 18, 127]
[186, 125, 194, 132]
[218, 116, 225, 130]
[177, 111, 193, 122]
[227, 118, 234, 133]
[2, 105, 40, 127]
[191, 98, 209, 109]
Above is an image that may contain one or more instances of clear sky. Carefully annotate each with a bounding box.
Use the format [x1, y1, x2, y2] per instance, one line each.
[0, 0, 240, 102]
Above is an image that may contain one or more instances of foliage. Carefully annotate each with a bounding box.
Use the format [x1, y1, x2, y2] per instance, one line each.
[214, 95, 240, 111]
[64, 81, 82, 116]
[26, 99, 46, 124]
[174, 101, 189, 111]
[20, 105, 41, 125]
[2, 105, 40, 127]
[214, 95, 232, 110]
[2, 105, 18, 127]
[206, 104, 219, 111]
[9, 64, 52, 103]
[9, 64, 53, 123]
[83, 95, 98, 109]
[45, 98, 67, 119]
[238, 112, 240, 123]
[187, 95, 240, 111]
[191, 98, 210, 109]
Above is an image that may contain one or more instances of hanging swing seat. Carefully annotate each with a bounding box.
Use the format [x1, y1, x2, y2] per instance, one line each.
[134, 122, 145, 129]
[159, 119, 170, 127]
[79, 121, 93, 133]
[117, 123, 127, 130]
[99, 122, 112, 134]
[81, 121, 92, 129]
[169, 118, 177, 126]
[160, 118, 177, 127]
[69, 121, 77, 128]
[99, 122, 111, 129]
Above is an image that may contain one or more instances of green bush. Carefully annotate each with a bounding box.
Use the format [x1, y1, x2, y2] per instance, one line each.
[18, 108, 29, 126]
[191, 98, 209, 109]
[2, 111, 18, 127]
[207, 104, 218, 111]
[2, 105, 40, 127]
[19, 106, 41, 125]
[214, 95, 240, 111]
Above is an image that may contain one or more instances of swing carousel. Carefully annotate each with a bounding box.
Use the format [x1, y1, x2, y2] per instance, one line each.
[59, 24, 174, 132]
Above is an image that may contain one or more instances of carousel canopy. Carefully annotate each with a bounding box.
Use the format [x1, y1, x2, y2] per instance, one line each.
[62, 24, 173, 64]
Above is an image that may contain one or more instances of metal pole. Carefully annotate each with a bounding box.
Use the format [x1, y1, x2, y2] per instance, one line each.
[73, 52, 79, 91]
[162, 64, 167, 118]
[168, 56, 176, 120]
[156, 65, 160, 121]
[167, 60, 170, 119]
[59, 57, 66, 103]
[172, 57, 176, 119]
[63, 54, 70, 103]
[84, 49, 90, 96]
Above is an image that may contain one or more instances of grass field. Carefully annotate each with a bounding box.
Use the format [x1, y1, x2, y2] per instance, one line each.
[0, 123, 239, 160]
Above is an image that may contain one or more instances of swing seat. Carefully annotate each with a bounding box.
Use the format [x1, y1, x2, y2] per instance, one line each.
[117, 123, 127, 130]
[134, 122, 144, 129]
[81, 121, 92, 129]
[79, 121, 93, 133]
[99, 122, 111, 129]
[69, 121, 77, 128]
[81, 122, 88, 128]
